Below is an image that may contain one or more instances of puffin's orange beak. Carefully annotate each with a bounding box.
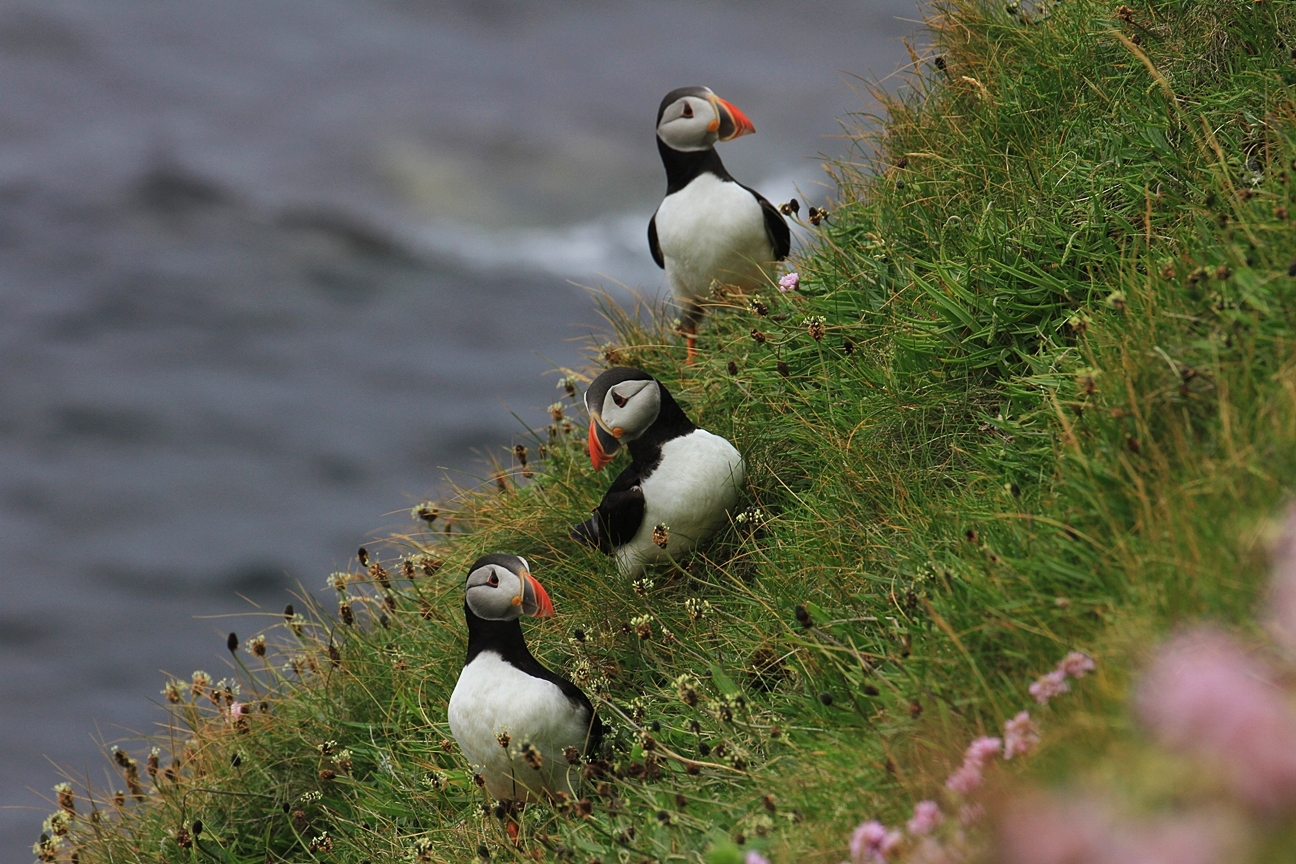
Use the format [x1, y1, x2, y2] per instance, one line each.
[713, 96, 755, 141]
[587, 416, 619, 471]
[521, 573, 554, 618]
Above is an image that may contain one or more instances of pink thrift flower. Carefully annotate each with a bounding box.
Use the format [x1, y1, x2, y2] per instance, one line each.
[968, 736, 1002, 762]
[999, 792, 1233, 864]
[945, 736, 1001, 794]
[1029, 669, 1069, 705]
[1137, 626, 1296, 811]
[226, 701, 246, 724]
[849, 820, 902, 864]
[745, 852, 770, 864]
[945, 762, 982, 795]
[1059, 651, 1096, 679]
[1003, 711, 1040, 760]
[778, 272, 800, 292]
[907, 800, 943, 836]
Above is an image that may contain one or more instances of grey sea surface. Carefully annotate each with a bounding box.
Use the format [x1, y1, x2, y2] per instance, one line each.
[0, 0, 918, 852]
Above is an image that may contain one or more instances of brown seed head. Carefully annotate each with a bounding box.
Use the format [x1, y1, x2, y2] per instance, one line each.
[56, 784, 75, 815]
[651, 523, 669, 549]
[807, 316, 825, 341]
[750, 328, 766, 344]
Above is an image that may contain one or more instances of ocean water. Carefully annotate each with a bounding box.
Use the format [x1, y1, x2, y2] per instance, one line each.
[0, 0, 918, 851]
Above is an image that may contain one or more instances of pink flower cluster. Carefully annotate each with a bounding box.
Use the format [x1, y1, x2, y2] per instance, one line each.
[1003, 711, 1040, 760]
[850, 820, 903, 863]
[778, 272, 800, 292]
[906, 800, 943, 836]
[1029, 651, 1095, 705]
[945, 736, 1001, 794]
[840, 651, 1094, 863]
[998, 793, 1230, 864]
[745, 852, 770, 864]
[1137, 626, 1296, 811]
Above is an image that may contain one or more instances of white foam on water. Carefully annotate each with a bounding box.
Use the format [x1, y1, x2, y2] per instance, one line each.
[392, 172, 822, 298]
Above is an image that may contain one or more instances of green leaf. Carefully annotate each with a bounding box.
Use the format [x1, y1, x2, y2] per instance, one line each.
[705, 840, 745, 864]
[710, 663, 739, 697]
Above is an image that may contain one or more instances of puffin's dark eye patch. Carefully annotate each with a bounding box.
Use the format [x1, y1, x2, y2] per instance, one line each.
[612, 392, 628, 408]
[487, 572, 500, 587]
[681, 103, 693, 118]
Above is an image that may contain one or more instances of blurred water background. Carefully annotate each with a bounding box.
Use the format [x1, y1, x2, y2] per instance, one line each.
[0, 0, 917, 851]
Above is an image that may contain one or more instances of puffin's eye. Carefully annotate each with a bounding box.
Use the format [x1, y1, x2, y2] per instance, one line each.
[487, 572, 500, 587]
[612, 392, 628, 408]
[681, 103, 693, 118]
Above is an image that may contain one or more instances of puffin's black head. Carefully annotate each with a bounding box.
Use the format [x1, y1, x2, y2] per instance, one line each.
[583, 367, 661, 471]
[463, 554, 554, 622]
[656, 86, 755, 153]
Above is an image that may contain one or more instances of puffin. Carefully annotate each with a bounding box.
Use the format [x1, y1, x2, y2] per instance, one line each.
[570, 367, 745, 577]
[448, 554, 602, 804]
[649, 86, 791, 361]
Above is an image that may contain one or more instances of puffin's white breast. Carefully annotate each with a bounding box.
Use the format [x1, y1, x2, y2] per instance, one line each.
[616, 428, 745, 577]
[448, 651, 590, 801]
[655, 174, 774, 303]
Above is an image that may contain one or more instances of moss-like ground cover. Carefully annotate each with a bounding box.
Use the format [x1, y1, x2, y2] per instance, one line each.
[36, 1, 1296, 862]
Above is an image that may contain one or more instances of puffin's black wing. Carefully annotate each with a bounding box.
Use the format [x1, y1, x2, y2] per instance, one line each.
[742, 185, 792, 261]
[647, 211, 665, 269]
[569, 464, 645, 554]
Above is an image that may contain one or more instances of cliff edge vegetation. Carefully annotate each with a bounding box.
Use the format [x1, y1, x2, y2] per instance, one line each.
[34, 1, 1296, 862]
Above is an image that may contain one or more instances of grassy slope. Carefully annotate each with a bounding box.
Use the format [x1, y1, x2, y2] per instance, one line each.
[45, 2, 1296, 862]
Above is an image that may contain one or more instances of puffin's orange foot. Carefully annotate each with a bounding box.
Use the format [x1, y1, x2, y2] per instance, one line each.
[506, 819, 520, 844]
[686, 333, 697, 365]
